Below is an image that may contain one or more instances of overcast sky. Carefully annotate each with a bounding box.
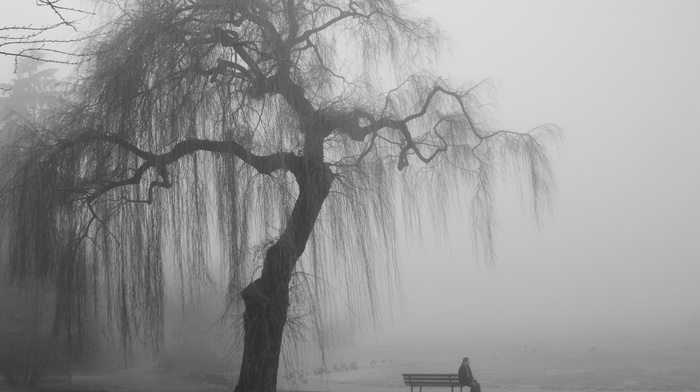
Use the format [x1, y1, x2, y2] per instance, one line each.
[380, 0, 700, 343]
[1, 0, 699, 346]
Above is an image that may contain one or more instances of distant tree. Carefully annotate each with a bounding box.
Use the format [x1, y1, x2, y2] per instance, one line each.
[0, 57, 67, 388]
[0, 1, 558, 392]
[0, 55, 58, 116]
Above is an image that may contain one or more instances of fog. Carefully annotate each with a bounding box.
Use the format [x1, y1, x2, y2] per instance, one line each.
[362, 0, 700, 347]
[1, 0, 699, 390]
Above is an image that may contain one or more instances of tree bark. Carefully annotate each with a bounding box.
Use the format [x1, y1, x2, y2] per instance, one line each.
[234, 275, 289, 392]
[234, 158, 333, 392]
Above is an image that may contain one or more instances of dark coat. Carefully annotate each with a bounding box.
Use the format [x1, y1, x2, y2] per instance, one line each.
[458, 363, 474, 385]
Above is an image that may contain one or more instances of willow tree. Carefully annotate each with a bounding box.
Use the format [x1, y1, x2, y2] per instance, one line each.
[0, 0, 556, 391]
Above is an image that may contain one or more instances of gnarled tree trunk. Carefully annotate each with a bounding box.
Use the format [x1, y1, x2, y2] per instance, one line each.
[234, 158, 333, 392]
[235, 274, 290, 392]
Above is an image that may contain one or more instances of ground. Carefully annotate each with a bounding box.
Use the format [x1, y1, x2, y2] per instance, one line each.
[2, 323, 698, 392]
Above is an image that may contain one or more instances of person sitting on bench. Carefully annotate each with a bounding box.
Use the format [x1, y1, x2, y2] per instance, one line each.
[458, 357, 481, 392]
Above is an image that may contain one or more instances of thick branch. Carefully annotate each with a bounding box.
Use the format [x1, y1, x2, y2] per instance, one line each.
[341, 86, 479, 141]
[325, 85, 485, 170]
[207, 27, 264, 79]
[249, 74, 316, 118]
[73, 134, 303, 203]
[285, 0, 300, 42]
[161, 139, 302, 175]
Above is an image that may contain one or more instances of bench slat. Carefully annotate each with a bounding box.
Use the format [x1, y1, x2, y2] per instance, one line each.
[406, 382, 459, 386]
[402, 373, 461, 386]
[402, 373, 466, 392]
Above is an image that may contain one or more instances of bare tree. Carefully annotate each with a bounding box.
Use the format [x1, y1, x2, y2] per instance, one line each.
[0, 1, 558, 391]
[0, 0, 92, 68]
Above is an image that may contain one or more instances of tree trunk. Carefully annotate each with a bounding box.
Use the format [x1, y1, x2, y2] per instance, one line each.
[234, 275, 289, 392]
[234, 159, 332, 392]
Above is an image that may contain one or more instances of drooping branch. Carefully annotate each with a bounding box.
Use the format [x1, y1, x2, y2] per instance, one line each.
[71, 133, 303, 204]
[322, 84, 493, 170]
[291, 7, 372, 46]
[337, 86, 478, 141]
[0, 3, 559, 391]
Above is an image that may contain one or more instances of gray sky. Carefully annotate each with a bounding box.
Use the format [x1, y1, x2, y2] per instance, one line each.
[377, 0, 700, 343]
[1, 0, 698, 345]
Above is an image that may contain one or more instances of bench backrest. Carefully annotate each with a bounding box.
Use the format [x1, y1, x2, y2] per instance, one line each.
[403, 374, 460, 386]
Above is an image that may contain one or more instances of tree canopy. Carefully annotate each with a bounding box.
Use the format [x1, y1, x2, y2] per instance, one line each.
[0, 1, 557, 391]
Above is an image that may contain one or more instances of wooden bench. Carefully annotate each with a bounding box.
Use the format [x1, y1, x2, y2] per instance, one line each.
[402, 373, 467, 392]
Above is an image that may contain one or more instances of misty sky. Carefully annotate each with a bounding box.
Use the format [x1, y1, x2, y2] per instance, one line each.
[1, 0, 699, 346]
[382, 0, 700, 343]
